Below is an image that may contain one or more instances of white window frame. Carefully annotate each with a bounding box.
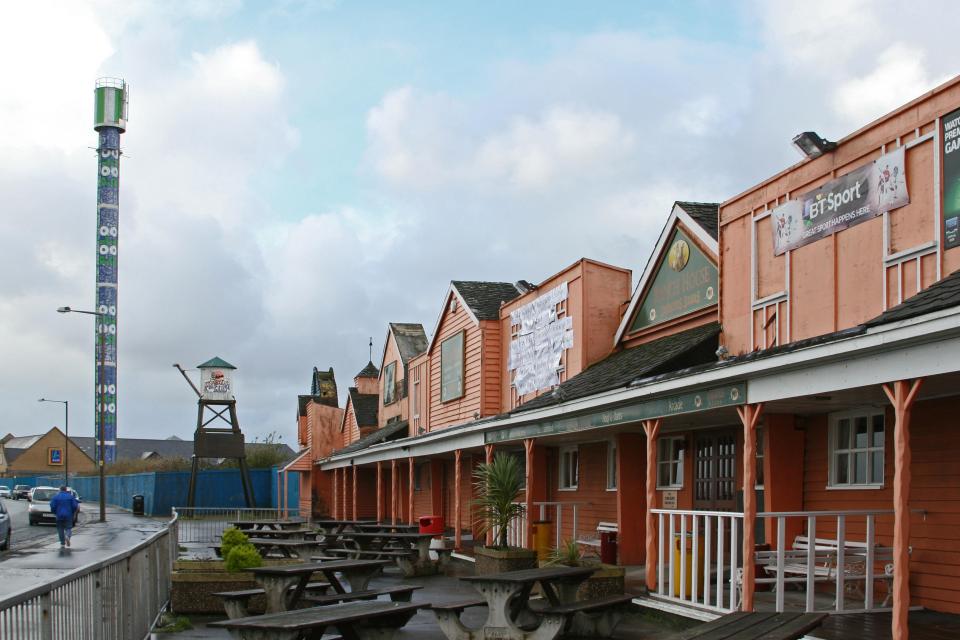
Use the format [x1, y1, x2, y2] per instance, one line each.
[828, 409, 886, 489]
[606, 440, 617, 491]
[657, 436, 685, 490]
[558, 446, 579, 491]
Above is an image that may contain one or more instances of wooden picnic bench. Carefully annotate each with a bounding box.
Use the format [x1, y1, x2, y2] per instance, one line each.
[247, 537, 326, 559]
[431, 565, 633, 640]
[301, 584, 422, 606]
[212, 581, 331, 619]
[250, 559, 390, 613]
[746, 535, 896, 606]
[231, 518, 306, 532]
[665, 611, 826, 640]
[332, 531, 439, 577]
[208, 600, 427, 640]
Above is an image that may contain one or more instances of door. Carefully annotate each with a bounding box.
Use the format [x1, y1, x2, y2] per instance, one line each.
[693, 428, 737, 511]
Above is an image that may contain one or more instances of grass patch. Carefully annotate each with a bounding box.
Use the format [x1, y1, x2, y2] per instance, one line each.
[154, 613, 193, 633]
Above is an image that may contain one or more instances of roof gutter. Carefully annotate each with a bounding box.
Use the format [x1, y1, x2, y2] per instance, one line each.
[320, 306, 960, 469]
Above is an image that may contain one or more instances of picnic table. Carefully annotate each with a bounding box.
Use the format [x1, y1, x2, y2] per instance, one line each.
[357, 522, 422, 533]
[247, 537, 326, 559]
[231, 518, 305, 532]
[667, 611, 827, 640]
[243, 527, 319, 540]
[209, 600, 426, 640]
[432, 565, 630, 640]
[328, 531, 442, 577]
[251, 559, 390, 613]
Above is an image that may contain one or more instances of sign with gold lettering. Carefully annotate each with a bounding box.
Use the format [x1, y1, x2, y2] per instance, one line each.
[629, 229, 717, 332]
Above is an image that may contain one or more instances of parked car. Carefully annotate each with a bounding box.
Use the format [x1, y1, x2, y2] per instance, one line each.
[27, 487, 79, 526]
[12, 485, 31, 500]
[0, 499, 10, 550]
[0, 486, 11, 499]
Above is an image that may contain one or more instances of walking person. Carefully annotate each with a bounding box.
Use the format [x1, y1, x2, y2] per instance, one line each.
[49, 485, 79, 547]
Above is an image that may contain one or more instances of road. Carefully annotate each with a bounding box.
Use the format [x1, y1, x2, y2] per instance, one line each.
[1, 497, 90, 552]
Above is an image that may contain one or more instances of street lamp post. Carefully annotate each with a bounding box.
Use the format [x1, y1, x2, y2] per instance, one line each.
[38, 398, 69, 485]
[57, 306, 107, 523]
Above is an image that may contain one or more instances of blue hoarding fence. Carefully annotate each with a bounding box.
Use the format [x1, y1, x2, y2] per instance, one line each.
[4, 467, 299, 517]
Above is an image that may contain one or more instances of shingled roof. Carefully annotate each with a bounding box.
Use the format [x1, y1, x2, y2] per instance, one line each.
[389, 323, 429, 363]
[333, 420, 409, 456]
[676, 201, 719, 240]
[355, 361, 379, 378]
[452, 281, 521, 320]
[866, 268, 960, 328]
[347, 388, 379, 427]
[514, 322, 721, 412]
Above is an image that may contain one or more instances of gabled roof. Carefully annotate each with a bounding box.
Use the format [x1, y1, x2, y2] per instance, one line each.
[331, 420, 409, 457]
[675, 201, 719, 240]
[2, 435, 43, 450]
[197, 356, 236, 369]
[613, 201, 720, 344]
[388, 323, 429, 364]
[451, 281, 521, 320]
[866, 268, 960, 327]
[355, 361, 379, 378]
[514, 322, 721, 412]
[347, 388, 379, 427]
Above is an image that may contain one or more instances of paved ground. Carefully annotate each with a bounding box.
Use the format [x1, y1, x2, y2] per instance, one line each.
[154, 562, 697, 639]
[0, 503, 166, 598]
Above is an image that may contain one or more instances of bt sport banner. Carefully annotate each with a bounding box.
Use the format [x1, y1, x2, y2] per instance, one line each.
[772, 147, 909, 256]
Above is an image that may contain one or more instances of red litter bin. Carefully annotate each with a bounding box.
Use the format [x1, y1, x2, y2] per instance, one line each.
[419, 515, 445, 538]
[600, 530, 618, 565]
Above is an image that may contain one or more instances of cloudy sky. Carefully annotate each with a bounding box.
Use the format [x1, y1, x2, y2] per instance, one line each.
[2, 0, 957, 445]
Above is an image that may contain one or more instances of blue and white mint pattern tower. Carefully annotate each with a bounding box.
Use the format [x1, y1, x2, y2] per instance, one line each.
[93, 78, 128, 464]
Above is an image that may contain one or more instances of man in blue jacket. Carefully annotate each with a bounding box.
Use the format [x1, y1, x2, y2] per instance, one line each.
[49, 486, 79, 547]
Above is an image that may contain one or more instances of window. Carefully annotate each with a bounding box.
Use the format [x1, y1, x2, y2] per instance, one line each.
[440, 331, 465, 402]
[383, 361, 396, 405]
[412, 380, 420, 418]
[414, 463, 428, 491]
[755, 427, 765, 489]
[829, 410, 885, 488]
[657, 436, 685, 489]
[606, 441, 617, 490]
[559, 446, 579, 490]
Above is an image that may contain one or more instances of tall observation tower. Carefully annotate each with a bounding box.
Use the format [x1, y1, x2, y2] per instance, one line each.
[93, 78, 128, 464]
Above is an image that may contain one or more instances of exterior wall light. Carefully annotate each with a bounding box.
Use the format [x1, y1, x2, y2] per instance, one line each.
[792, 131, 837, 159]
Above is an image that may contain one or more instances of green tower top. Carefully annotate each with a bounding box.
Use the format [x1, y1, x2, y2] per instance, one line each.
[94, 77, 129, 132]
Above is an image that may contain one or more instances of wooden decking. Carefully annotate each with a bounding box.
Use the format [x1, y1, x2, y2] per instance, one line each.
[809, 610, 960, 640]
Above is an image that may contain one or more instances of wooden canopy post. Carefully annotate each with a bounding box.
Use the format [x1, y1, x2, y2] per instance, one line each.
[408, 456, 415, 525]
[376, 461, 383, 523]
[352, 464, 358, 520]
[883, 378, 924, 640]
[484, 444, 495, 546]
[737, 402, 764, 612]
[454, 449, 463, 550]
[391, 458, 398, 525]
[524, 439, 535, 549]
[333, 468, 339, 519]
[642, 419, 661, 592]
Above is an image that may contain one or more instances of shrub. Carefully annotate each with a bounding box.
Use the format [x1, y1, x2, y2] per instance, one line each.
[225, 544, 263, 572]
[220, 527, 249, 559]
[547, 540, 589, 567]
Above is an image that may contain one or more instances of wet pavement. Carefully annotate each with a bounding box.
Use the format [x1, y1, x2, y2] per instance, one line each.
[0, 506, 167, 598]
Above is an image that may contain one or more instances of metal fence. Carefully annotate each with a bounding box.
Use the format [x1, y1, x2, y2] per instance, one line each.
[0, 513, 177, 640]
[173, 506, 302, 543]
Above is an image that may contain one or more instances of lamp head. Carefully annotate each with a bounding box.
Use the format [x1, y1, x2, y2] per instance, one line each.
[57, 306, 71, 313]
[791, 132, 837, 159]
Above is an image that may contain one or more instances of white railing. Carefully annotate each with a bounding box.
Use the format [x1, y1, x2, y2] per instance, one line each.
[491, 502, 527, 548]
[535, 502, 587, 549]
[652, 509, 744, 613]
[756, 509, 899, 613]
[172, 506, 302, 543]
[0, 513, 177, 639]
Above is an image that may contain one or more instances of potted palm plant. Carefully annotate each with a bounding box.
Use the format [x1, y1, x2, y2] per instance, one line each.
[472, 453, 538, 575]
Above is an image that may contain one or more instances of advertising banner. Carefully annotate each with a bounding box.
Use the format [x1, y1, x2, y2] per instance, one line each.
[772, 147, 909, 255]
[942, 107, 960, 249]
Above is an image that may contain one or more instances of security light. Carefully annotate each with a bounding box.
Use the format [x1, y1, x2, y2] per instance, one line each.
[792, 132, 837, 159]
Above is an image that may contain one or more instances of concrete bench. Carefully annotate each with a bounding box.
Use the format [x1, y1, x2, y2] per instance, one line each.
[540, 593, 634, 638]
[302, 584, 422, 606]
[213, 581, 330, 619]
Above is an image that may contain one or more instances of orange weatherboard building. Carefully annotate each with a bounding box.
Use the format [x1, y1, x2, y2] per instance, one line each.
[291, 77, 960, 637]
